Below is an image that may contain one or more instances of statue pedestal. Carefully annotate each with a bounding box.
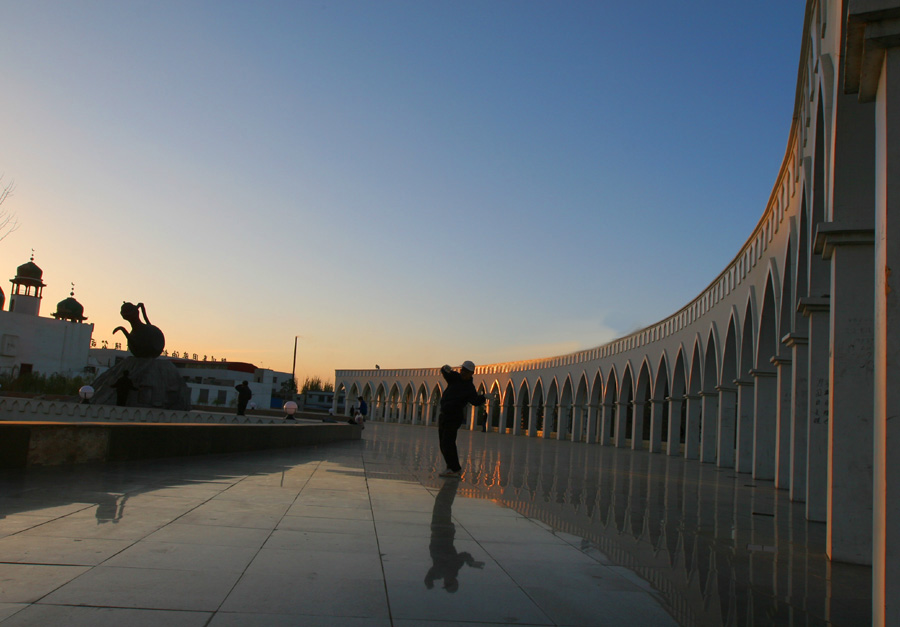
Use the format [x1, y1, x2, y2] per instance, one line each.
[91, 357, 191, 410]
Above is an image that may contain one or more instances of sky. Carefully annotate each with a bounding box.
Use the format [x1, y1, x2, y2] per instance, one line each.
[0, 0, 807, 384]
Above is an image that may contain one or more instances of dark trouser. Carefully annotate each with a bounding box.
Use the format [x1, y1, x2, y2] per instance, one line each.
[439, 421, 463, 472]
[237, 400, 248, 416]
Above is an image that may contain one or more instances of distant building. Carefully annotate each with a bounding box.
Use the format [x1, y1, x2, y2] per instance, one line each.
[0, 256, 93, 378]
[87, 348, 294, 410]
[299, 390, 334, 412]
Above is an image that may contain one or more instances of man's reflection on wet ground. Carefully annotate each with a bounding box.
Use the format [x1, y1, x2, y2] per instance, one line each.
[424, 479, 484, 593]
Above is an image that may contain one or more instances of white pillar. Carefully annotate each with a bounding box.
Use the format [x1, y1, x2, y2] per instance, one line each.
[557, 404, 572, 441]
[784, 333, 809, 502]
[844, 8, 900, 618]
[584, 403, 598, 444]
[684, 394, 701, 460]
[818, 226, 875, 564]
[571, 403, 584, 442]
[631, 400, 646, 450]
[801, 297, 830, 522]
[666, 396, 683, 457]
[734, 379, 755, 473]
[648, 399, 665, 453]
[614, 402, 628, 448]
[700, 391, 718, 464]
[511, 403, 523, 435]
[716, 385, 737, 468]
[599, 403, 612, 446]
[527, 404, 538, 437]
[542, 404, 554, 439]
[751, 369, 777, 481]
[771, 354, 793, 491]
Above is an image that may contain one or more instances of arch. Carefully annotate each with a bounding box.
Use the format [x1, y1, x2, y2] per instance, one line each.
[616, 363, 635, 447]
[518, 378, 531, 435]
[633, 359, 653, 450]
[530, 379, 545, 437]
[558, 375, 575, 440]
[573, 372, 590, 442]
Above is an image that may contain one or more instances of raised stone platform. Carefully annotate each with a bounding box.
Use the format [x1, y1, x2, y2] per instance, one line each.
[0, 421, 360, 469]
[0, 397, 360, 469]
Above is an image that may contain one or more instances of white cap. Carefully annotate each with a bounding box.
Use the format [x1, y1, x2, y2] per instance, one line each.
[460, 360, 476, 372]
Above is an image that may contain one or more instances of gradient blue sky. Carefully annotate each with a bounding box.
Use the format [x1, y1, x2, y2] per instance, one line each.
[0, 1, 806, 383]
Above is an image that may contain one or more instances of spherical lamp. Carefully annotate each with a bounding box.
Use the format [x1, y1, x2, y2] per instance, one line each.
[79, 385, 94, 404]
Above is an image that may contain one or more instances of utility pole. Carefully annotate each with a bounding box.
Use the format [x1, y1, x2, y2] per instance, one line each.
[291, 336, 299, 398]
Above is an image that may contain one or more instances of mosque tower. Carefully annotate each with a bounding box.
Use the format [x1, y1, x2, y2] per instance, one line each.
[8, 253, 45, 315]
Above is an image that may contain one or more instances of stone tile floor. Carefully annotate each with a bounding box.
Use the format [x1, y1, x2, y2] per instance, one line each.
[0, 422, 871, 626]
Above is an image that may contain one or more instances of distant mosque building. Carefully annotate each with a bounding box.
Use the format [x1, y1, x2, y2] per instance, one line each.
[0, 255, 93, 378]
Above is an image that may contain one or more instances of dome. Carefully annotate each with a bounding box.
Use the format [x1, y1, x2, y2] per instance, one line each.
[52, 292, 87, 322]
[12, 258, 45, 288]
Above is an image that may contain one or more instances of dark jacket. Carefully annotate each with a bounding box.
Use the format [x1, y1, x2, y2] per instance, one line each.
[235, 383, 252, 402]
[439, 368, 486, 426]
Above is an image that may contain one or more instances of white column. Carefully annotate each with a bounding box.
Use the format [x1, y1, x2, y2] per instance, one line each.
[598, 403, 612, 446]
[784, 333, 809, 502]
[527, 404, 538, 437]
[614, 402, 628, 448]
[734, 379, 755, 473]
[700, 391, 718, 464]
[542, 404, 554, 439]
[571, 403, 584, 442]
[818, 227, 875, 564]
[648, 399, 665, 453]
[666, 396, 683, 457]
[716, 385, 737, 468]
[771, 354, 793, 491]
[751, 369, 777, 481]
[584, 403, 598, 444]
[557, 404, 572, 441]
[631, 400, 646, 450]
[684, 394, 701, 460]
[801, 297, 830, 522]
[512, 403, 523, 436]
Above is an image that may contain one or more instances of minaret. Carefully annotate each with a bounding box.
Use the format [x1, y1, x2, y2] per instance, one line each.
[9, 252, 45, 315]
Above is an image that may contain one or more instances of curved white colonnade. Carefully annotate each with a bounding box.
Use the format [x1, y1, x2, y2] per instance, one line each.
[336, 2, 900, 622]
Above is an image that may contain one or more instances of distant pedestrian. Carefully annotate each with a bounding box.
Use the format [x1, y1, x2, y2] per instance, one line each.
[357, 396, 368, 422]
[437, 361, 489, 478]
[235, 381, 252, 416]
[112, 370, 138, 407]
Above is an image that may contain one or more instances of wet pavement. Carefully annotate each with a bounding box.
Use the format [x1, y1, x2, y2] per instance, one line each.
[0, 422, 871, 626]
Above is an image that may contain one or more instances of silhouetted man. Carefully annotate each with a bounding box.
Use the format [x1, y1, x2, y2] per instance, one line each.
[437, 361, 489, 478]
[112, 370, 138, 407]
[235, 380, 252, 416]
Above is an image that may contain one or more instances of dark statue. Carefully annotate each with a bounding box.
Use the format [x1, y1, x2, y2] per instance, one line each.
[90, 301, 189, 409]
[113, 302, 165, 358]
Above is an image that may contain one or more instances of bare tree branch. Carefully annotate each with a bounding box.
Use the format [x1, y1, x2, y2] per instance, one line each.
[0, 175, 20, 244]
